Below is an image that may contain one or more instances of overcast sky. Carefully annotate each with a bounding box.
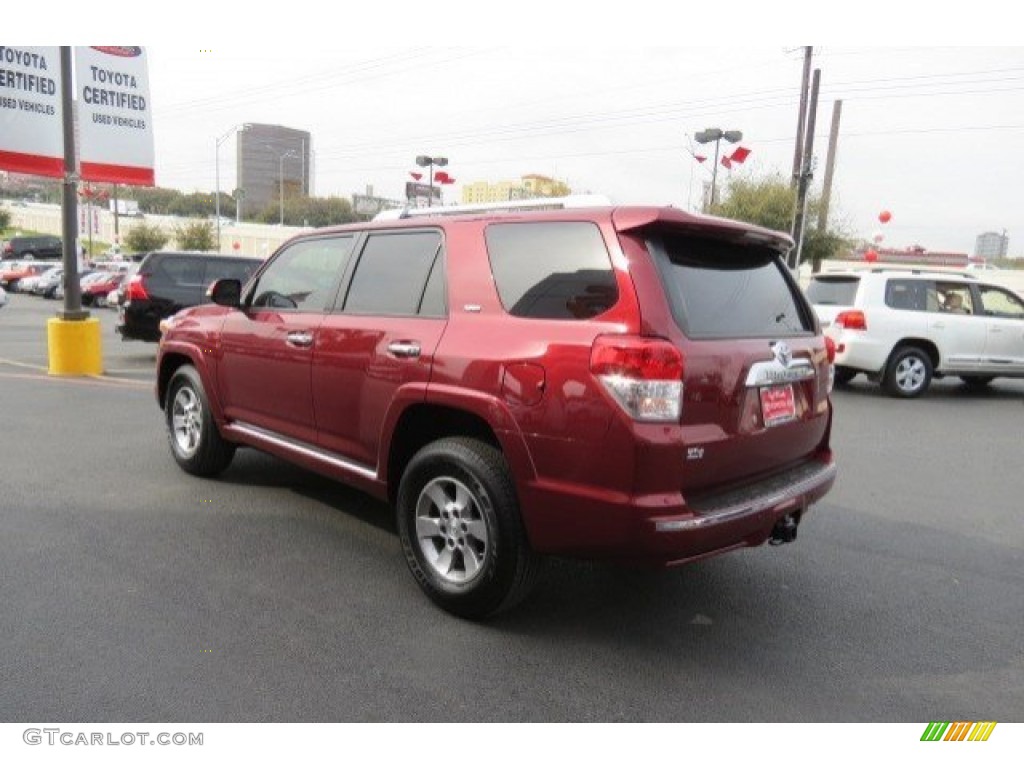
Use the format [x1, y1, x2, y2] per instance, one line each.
[34, 3, 1024, 256]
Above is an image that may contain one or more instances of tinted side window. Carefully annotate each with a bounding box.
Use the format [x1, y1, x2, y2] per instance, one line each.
[251, 237, 354, 312]
[204, 258, 261, 285]
[155, 256, 205, 287]
[650, 234, 812, 338]
[485, 222, 617, 320]
[418, 255, 447, 317]
[343, 231, 441, 315]
[884, 279, 930, 311]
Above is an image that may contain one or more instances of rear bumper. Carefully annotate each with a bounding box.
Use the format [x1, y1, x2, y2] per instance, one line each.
[645, 458, 836, 564]
[520, 453, 836, 565]
[116, 307, 161, 342]
[826, 329, 889, 373]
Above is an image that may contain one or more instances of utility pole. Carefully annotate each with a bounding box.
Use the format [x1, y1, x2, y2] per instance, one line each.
[791, 46, 813, 190]
[790, 68, 821, 271]
[814, 100, 843, 274]
[59, 46, 86, 320]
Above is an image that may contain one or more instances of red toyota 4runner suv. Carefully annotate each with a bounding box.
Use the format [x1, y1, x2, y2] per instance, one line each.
[156, 199, 836, 618]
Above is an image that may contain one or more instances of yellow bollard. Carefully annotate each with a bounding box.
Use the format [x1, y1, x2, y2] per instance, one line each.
[46, 317, 104, 376]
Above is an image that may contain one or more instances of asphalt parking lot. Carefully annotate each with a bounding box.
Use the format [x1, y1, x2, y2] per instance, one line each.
[1, 292, 1022, 722]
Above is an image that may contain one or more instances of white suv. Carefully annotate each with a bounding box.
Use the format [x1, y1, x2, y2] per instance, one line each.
[807, 269, 1024, 397]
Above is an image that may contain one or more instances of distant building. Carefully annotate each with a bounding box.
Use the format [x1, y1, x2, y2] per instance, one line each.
[237, 123, 311, 219]
[461, 174, 571, 204]
[974, 231, 1009, 260]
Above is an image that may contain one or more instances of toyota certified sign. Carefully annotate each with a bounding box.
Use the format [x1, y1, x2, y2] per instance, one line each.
[75, 45, 154, 186]
[0, 46, 64, 178]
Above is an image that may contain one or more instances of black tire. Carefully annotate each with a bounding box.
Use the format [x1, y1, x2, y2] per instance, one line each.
[960, 375, 995, 390]
[883, 346, 933, 398]
[164, 364, 236, 477]
[834, 366, 858, 386]
[396, 437, 541, 619]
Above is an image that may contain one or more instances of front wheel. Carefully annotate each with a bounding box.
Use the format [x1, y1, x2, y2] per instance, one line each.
[883, 347, 933, 398]
[165, 364, 236, 476]
[396, 437, 541, 619]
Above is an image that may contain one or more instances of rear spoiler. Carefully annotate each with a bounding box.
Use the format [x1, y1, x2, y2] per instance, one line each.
[612, 207, 793, 255]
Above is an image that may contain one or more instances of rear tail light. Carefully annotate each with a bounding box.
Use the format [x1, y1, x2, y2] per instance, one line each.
[590, 335, 683, 422]
[834, 310, 866, 330]
[125, 273, 150, 301]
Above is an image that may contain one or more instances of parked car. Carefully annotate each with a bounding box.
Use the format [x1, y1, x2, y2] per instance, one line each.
[0, 261, 51, 292]
[0, 284, 6, 309]
[118, 251, 263, 342]
[34, 267, 65, 298]
[81, 272, 126, 307]
[2, 235, 62, 260]
[808, 268, 1024, 396]
[32, 266, 63, 298]
[24, 265, 62, 296]
[156, 198, 838, 618]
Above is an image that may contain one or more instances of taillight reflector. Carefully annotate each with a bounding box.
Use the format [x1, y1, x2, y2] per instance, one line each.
[590, 336, 684, 422]
[834, 310, 867, 331]
[824, 336, 836, 364]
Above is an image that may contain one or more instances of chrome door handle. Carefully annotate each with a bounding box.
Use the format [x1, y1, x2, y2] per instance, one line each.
[388, 341, 421, 358]
[286, 331, 314, 348]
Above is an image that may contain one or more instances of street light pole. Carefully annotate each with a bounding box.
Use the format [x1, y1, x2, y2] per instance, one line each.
[694, 128, 742, 212]
[215, 125, 239, 253]
[415, 155, 448, 207]
[279, 150, 298, 226]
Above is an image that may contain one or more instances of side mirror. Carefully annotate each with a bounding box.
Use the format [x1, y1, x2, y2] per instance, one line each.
[208, 278, 241, 308]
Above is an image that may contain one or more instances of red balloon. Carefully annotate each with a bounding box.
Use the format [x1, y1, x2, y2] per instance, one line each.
[865, 249, 879, 263]
[878, 210, 892, 224]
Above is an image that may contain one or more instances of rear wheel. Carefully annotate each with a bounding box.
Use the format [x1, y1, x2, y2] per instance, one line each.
[396, 437, 541, 619]
[165, 364, 236, 476]
[883, 347, 932, 398]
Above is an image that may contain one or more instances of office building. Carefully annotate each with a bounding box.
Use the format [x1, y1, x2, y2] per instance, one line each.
[237, 124, 311, 219]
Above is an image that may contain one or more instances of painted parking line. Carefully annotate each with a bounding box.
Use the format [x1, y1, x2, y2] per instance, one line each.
[0, 369, 151, 390]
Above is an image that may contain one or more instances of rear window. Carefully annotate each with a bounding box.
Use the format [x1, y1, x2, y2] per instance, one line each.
[806, 276, 860, 306]
[485, 222, 617, 320]
[650, 234, 812, 339]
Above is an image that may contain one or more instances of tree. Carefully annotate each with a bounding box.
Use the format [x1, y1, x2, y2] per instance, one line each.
[0, 208, 10, 231]
[254, 195, 357, 227]
[173, 220, 216, 252]
[711, 173, 850, 271]
[124, 222, 169, 253]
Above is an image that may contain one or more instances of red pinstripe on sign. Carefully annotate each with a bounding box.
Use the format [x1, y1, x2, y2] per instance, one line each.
[80, 161, 154, 186]
[0, 149, 64, 178]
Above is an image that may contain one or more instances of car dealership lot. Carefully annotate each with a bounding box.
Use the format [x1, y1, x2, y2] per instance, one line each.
[1, 292, 1022, 722]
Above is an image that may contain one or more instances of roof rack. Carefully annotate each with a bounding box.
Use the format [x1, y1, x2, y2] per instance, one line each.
[372, 194, 613, 221]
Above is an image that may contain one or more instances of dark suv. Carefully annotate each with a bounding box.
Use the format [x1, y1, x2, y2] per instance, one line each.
[156, 200, 837, 617]
[117, 251, 263, 342]
[3, 235, 62, 260]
